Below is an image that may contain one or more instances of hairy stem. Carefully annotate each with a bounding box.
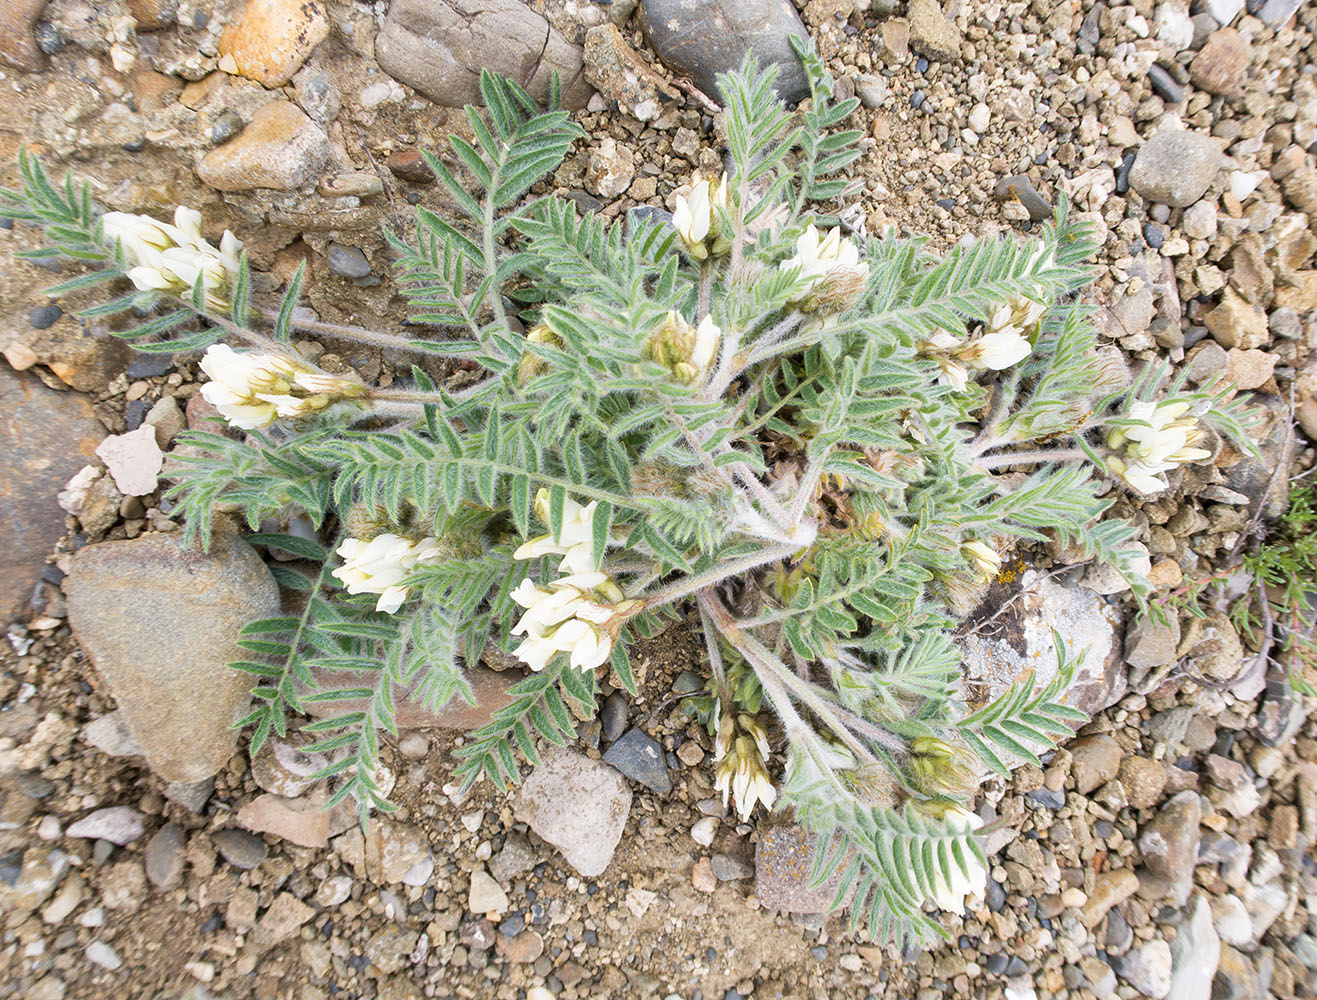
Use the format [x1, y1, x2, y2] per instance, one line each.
[974, 447, 1088, 471]
[639, 541, 807, 610]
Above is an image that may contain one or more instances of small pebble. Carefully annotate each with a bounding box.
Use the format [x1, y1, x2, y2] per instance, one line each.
[28, 305, 62, 330]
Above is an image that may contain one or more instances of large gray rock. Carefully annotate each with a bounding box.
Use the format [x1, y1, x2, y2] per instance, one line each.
[1129, 131, 1225, 207]
[65, 530, 280, 782]
[375, 0, 594, 109]
[639, 0, 812, 105]
[0, 368, 104, 621]
[958, 567, 1126, 722]
[514, 746, 631, 877]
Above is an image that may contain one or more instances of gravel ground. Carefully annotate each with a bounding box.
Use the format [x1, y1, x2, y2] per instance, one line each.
[1, 1, 1315, 999]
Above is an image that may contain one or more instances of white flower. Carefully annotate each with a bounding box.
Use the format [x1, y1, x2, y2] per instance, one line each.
[937, 357, 969, 391]
[1107, 456, 1172, 495]
[690, 315, 720, 374]
[198, 344, 361, 429]
[509, 570, 625, 672]
[962, 540, 1001, 581]
[1106, 400, 1212, 495]
[928, 807, 987, 913]
[672, 173, 730, 260]
[960, 329, 1032, 370]
[199, 344, 299, 429]
[715, 734, 777, 823]
[782, 226, 870, 289]
[513, 491, 600, 575]
[101, 206, 243, 310]
[332, 533, 441, 613]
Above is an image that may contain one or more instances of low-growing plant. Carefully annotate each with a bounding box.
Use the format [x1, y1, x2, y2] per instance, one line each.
[4, 47, 1258, 942]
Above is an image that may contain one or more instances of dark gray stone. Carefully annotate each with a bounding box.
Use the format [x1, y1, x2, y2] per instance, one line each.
[600, 691, 627, 742]
[28, 304, 61, 329]
[125, 354, 175, 378]
[1147, 64, 1184, 103]
[639, 0, 812, 105]
[211, 829, 268, 870]
[0, 367, 105, 621]
[144, 823, 185, 888]
[603, 728, 671, 794]
[994, 174, 1052, 221]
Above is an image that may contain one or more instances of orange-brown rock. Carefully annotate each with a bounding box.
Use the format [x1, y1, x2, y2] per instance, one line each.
[219, 0, 329, 88]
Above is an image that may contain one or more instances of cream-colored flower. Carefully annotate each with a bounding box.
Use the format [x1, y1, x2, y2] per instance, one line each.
[198, 344, 361, 429]
[959, 329, 1032, 370]
[102, 206, 243, 310]
[514, 490, 600, 575]
[988, 294, 1047, 336]
[781, 226, 871, 311]
[672, 173, 730, 260]
[646, 311, 722, 383]
[1107, 456, 1172, 495]
[961, 540, 1001, 581]
[927, 806, 987, 913]
[1106, 400, 1212, 495]
[332, 533, 441, 613]
[199, 344, 298, 429]
[509, 570, 627, 672]
[714, 733, 777, 822]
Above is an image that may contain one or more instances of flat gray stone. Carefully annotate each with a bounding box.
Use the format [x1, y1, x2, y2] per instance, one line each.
[376, 0, 594, 109]
[514, 746, 630, 877]
[1129, 131, 1225, 207]
[639, 0, 812, 105]
[0, 368, 104, 621]
[66, 530, 281, 783]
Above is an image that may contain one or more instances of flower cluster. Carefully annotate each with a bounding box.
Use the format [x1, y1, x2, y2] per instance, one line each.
[713, 710, 777, 822]
[199, 344, 364, 430]
[511, 491, 637, 671]
[781, 226, 871, 314]
[101, 206, 242, 311]
[921, 293, 1046, 391]
[509, 572, 629, 671]
[673, 173, 731, 261]
[1106, 400, 1212, 494]
[333, 533, 442, 613]
[646, 310, 721, 383]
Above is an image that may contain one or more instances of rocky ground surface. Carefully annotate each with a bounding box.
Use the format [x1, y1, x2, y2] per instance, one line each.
[1, 0, 1316, 998]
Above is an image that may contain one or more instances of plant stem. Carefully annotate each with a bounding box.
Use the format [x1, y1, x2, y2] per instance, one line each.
[255, 309, 442, 355]
[975, 447, 1088, 471]
[702, 594, 882, 767]
[639, 541, 806, 610]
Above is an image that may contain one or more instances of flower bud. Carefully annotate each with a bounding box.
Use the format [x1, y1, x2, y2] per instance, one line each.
[646, 311, 721, 383]
[909, 736, 978, 799]
[961, 540, 1001, 582]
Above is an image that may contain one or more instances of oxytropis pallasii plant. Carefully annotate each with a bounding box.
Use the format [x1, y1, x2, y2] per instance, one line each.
[4, 49, 1258, 944]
